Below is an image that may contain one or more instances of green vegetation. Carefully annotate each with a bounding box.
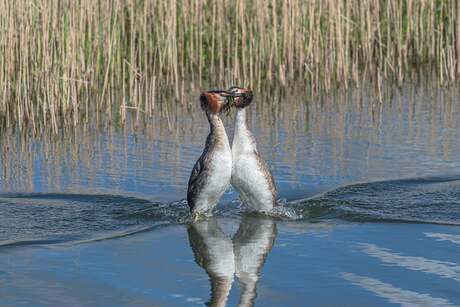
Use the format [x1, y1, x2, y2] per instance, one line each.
[1, 0, 459, 132]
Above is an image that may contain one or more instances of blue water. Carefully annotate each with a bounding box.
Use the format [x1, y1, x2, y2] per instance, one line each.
[0, 85, 459, 306]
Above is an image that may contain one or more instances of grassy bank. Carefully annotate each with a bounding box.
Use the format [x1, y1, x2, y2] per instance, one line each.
[1, 0, 459, 132]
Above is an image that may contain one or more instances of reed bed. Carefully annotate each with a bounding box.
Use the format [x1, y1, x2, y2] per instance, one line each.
[0, 0, 459, 133]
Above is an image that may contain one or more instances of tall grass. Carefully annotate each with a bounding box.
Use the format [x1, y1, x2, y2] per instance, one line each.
[0, 0, 459, 132]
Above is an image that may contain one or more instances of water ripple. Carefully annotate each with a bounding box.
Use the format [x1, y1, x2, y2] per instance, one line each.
[341, 272, 455, 307]
[359, 243, 460, 282]
[1, 174, 459, 247]
[424, 233, 460, 246]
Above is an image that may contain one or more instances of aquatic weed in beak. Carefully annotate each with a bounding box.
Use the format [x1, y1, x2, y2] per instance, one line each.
[222, 95, 235, 115]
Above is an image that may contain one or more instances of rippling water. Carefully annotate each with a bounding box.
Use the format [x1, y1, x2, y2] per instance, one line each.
[0, 85, 459, 306]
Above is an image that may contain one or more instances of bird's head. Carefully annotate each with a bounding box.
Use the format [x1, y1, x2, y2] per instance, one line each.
[199, 90, 234, 114]
[227, 86, 253, 109]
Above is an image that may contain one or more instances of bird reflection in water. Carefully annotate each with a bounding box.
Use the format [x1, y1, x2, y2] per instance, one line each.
[187, 215, 277, 307]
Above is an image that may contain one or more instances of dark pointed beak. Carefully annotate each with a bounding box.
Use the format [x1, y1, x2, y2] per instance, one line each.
[219, 91, 235, 98]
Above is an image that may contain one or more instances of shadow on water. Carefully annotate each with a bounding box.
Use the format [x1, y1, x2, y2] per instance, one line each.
[1, 173, 459, 248]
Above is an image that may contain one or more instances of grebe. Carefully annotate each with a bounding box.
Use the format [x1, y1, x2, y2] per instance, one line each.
[187, 90, 233, 218]
[228, 87, 278, 212]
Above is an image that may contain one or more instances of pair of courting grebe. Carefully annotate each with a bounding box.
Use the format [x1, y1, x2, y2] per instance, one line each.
[187, 87, 277, 218]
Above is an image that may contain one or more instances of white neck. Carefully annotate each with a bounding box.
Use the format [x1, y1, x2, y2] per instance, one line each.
[232, 108, 256, 155]
[235, 108, 247, 129]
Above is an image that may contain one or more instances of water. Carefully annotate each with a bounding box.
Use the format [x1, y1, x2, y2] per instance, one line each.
[0, 85, 459, 306]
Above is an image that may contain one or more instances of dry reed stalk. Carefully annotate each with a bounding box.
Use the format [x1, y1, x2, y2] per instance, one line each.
[0, 0, 458, 133]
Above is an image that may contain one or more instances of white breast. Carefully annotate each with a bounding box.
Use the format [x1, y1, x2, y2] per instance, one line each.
[194, 145, 232, 213]
[231, 154, 274, 211]
[231, 109, 275, 212]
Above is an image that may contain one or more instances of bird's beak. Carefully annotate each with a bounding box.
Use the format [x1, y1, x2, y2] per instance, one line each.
[220, 91, 236, 114]
[219, 91, 234, 97]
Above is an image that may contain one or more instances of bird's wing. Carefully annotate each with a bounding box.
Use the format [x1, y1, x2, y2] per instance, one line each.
[187, 137, 213, 208]
[254, 150, 277, 197]
[187, 156, 205, 203]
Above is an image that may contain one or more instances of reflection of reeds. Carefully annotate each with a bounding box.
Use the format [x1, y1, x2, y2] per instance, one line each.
[1, 84, 459, 194]
[0, 0, 459, 132]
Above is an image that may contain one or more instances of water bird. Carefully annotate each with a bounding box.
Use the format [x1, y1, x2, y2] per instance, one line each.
[228, 87, 278, 212]
[187, 90, 234, 218]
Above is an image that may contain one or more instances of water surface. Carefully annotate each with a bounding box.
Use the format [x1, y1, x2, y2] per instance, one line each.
[0, 85, 459, 306]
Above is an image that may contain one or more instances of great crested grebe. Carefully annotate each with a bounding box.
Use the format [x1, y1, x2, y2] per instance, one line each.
[187, 90, 233, 217]
[228, 87, 278, 212]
